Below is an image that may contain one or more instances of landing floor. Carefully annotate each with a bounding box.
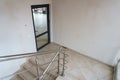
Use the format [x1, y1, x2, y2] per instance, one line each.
[41, 43, 113, 80]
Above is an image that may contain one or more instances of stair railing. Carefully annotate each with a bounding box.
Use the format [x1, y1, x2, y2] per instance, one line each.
[0, 50, 57, 80]
[39, 46, 68, 80]
[0, 50, 57, 62]
[0, 46, 68, 80]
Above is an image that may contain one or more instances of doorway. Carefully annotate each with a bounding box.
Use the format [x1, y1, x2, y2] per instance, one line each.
[31, 4, 50, 51]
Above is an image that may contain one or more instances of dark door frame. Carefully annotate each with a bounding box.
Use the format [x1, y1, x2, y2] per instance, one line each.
[31, 4, 50, 51]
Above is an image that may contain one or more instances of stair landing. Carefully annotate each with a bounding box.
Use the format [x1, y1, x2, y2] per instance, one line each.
[47, 43, 113, 80]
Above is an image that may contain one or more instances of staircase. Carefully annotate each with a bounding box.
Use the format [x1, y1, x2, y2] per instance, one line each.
[0, 43, 115, 80]
[0, 44, 68, 80]
[10, 53, 57, 80]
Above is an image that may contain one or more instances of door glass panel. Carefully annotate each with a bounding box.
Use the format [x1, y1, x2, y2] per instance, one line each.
[36, 33, 48, 49]
[31, 4, 50, 50]
[32, 7, 47, 36]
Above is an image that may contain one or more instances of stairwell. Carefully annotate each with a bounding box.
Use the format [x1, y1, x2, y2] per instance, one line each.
[10, 52, 59, 80]
[1, 43, 114, 80]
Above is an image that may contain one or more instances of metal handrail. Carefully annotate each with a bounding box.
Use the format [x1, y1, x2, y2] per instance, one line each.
[0, 50, 57, 62]
[39, 46, 68, 80]
[0, 46, 68, 80]
[40, 47, 63, 80]
[0, 51, 56, 80]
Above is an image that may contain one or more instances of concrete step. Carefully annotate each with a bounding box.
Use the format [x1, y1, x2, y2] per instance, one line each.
[23, 61, 44, 77]
[29, 57, 58, 79]
[56, 72, 81, 80]
[56, 75, 75, 80]
[10, 51, 59, 80]
[18, 68, 36, 80]
[28, 58, 48, 72]
[43, 75, 55, 80]
[29, 53, 55, 65]
[23, 57, 58, 80]
[10, 75, 23, 80]
[56, 76, 65, 80]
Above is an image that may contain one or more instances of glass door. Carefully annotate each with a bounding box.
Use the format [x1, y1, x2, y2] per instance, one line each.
[31, 4, 50, 51]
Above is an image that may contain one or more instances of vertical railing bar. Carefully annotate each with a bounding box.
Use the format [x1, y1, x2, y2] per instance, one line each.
[61, 52, 65, 76]
[57, 53, 60, 75]
[40, 47, 62, 80]
[35, 55, 40, 80]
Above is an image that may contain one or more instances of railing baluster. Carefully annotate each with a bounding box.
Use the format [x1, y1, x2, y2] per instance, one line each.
[40, 48, 61, 80]
[35, 55, 40, 80]
[57, 53, 60, 75]
[61, 53, 65, 76]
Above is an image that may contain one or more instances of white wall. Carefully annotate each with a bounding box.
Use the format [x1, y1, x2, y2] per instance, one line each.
[0, 0, 52, 56]
[0, 0, 52, 79]
[52, 0, 120, 66]
[0, 59, 26, 79]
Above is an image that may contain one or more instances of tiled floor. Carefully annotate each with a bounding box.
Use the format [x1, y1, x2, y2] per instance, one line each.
[41, 43, 113, 80]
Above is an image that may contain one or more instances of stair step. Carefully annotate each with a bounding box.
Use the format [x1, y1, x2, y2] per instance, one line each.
[28, 57, 48, 70]
[23, 61, 44, 77]
[21, 61, 56, 80]
[18, 68, 36, 80]
[10, 52, 59, 80]
[29, 53, 55, 65]
[10, 75, 23, 80]
[56, 72, 82, 80]
[29, 58, 58, 79]
[29, 56, 59, 69]
[56, 76, 65, 80]
[42, 75, 55, 80]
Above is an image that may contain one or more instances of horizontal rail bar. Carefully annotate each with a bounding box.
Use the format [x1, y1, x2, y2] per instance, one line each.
[0, 50, 56, 58]
[0, 50, 57, 62]
[0, 46, 67, 80]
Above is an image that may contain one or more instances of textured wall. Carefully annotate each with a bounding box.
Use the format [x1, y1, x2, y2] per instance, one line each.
[52, 0, 120, 66]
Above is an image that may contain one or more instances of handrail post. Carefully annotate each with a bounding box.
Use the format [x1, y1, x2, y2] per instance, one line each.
[61, 46, 68, 76]
[61, 53, 65, 76]
[35, 55, 40, 80]
[57, 47, 63, 75]
[40, 47, 62, 80]
[57, 53, 60, 75]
